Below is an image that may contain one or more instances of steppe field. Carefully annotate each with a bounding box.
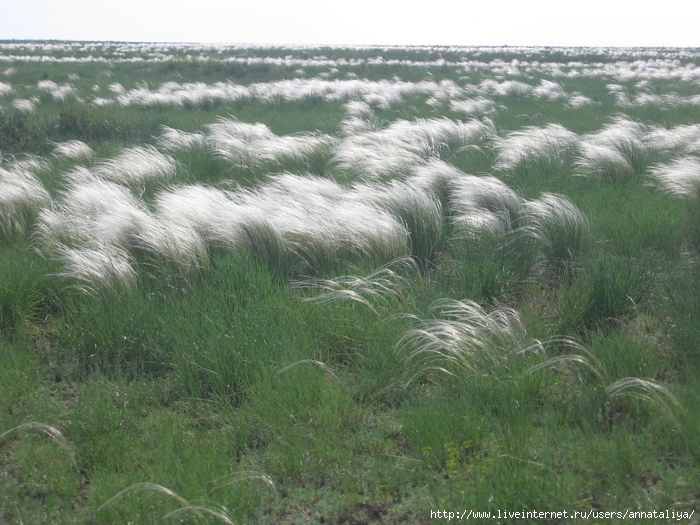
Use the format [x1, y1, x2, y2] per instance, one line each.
[2, 42, 700, 523]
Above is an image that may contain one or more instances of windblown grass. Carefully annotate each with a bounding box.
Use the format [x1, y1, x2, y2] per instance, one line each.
[575, 114, 650, 180]
[447, 174, 523, 237]
[648, 156, 700, 200]
[398, 299, 528, 379]
[51, 139, 94, 161]
[0, 163, 51, 242]
[518, 192, 590, 276]
[493, 123, 579, 173]
[92, 144, 177, 186]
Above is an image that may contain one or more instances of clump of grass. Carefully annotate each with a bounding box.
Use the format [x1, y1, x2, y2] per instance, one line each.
[644, 123, 700, 156]
[0, 164, 51, 242]
[51, 139, 94, 161]
[648, 156, 700, 251]
[35, 168, 153, 250]
[447, 175, 523, 237]
[493, 123, 579, 173]
[55, 243, 138, 294]
[558, 255, 656, 335]
[1, 422, 76, 469]
[449, 97, 497, 118]
[575, 114, 649, 180]
[156, 125, 207, 151]
[397, 298, 529, 379]
[332, 117, 495, 180]
[354, 180, 443, 266]
[648, 156, 700, 200]
[92, 144, 177, 186]
[518, 192, 590, 277]
[206, 116, 333, 170]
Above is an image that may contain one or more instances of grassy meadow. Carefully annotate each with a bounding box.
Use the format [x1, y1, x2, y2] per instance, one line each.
[2, 42, 700, 523]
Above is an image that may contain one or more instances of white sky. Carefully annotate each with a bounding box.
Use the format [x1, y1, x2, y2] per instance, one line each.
[1, 0, 698, 48]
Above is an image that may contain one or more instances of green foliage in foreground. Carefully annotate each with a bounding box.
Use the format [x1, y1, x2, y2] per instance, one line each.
[2, 46, 700, 524]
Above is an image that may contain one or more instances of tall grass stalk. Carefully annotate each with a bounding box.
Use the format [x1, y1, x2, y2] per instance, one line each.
[0, 422, 76, 467]
[292, 259, 414, 315]
[98, 482, 235, 524]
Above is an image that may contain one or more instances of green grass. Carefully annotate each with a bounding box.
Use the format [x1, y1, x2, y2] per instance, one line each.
[2, 43, 700, 523]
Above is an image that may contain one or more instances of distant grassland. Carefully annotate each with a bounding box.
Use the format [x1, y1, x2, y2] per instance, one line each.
[2, 43, 700, 524]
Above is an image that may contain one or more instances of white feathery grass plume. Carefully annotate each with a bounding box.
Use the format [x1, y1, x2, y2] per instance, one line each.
[51, 140, 94, 161]
[134, 218, 209, 269]
[0, 81, 12, 96]
[151, 174, 408, 272]
[685, 139, 700, 156]
[493, 123, 580, 173]
[586, 114, 647, 152]
[37, 79, 79, 102]
[408, 159, 465, 204]
[12, 98, 36, 113]
[566, 92, 596, 109]
[478, 79, 533, 98]
[98, 482, 235, 524]
[644, 124, 700, 155]
[518, 192, 589, 272]
[206, 117, 333, 169]
[575, 114, 648, 178]
[0, 165, 51, 238]
[606, 377, 684, 414]
[648, 156, 700, 199]
[292, 259, 414, 315]
[92, 145, 177, 186]
[56, 243, 137, 293]
[0, 422, 76, 467]
[397, 298, 527, 378]
[108, 82, 126, 95]
[35, 168, 154, 250]
[266, 175, 409, 268]
[6, 154, 49, 174]
[533, 79, 568, 101]
[156, 126, 206, 151]
[449, 97, 497, 118]
[574, 142, 635, 180]
[241, 173, 409, 269]
[343, 99, 374, 119]
[448, 175, 523, 236]
[150, 184, 251, 255]
[332, 117, 495, 179]
[606, 83, 633, 107]
[337, 116, 383, 136]
[352, 179, 443, 264]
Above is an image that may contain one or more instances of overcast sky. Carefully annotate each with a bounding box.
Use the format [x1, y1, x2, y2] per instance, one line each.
[2, 0, 698, 48]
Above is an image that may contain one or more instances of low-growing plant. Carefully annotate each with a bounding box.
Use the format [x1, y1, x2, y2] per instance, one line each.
[557, 254, 656, 335]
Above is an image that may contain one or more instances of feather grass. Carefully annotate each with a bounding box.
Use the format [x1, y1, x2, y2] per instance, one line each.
[98, 482, 235, 524]
[0, 165, 51, 241]
[448, 175, 523, 237]
[397, 299, 528, 378]
[648, 156, 700, 200]
[93, 145, 177, 186]
[518, 192, 589, 275]
[493, 123, 579, 173]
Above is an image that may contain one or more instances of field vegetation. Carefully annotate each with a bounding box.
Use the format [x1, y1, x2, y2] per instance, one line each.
[1, 41, 700, 523]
